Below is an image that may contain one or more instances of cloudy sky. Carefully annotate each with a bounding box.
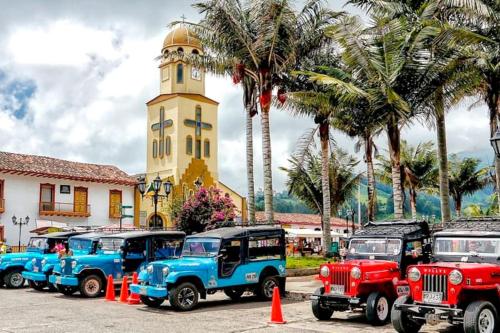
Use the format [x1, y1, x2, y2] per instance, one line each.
[0, 0, 492, 195]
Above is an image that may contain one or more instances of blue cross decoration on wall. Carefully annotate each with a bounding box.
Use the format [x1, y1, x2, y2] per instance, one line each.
[184, 108, 212, 137]
[151, 107, 173, 136]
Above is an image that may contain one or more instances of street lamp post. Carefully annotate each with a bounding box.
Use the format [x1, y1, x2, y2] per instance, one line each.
[137, 175, 173, 230]
[12, 215, 29, 251]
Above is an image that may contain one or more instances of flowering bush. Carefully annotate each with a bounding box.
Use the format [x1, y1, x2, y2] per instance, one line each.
[177, 187, 237, 235]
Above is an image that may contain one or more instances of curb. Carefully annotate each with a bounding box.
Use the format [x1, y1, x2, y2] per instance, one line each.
[286, 268, 319, 277]
[285, 290, 312, 301]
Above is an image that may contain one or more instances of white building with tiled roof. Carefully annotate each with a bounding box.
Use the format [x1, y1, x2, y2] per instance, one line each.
[0, 151, 136, 246]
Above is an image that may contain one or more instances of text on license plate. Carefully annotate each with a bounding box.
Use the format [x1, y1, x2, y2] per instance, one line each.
[33, 267, 39, 272]
[330, 285, 344, 295]
[140, 287, 148, 295]
[56, 276, 62, 284]
[423, 292, 442, 304]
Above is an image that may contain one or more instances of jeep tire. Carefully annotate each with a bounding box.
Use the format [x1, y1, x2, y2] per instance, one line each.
[366, 292, 390, 325]
[57, 285, 78, 296]
[140, 295, 164, 308]
[79, 274, 103, 298]
[256, 275, 279, 301]
[464, 301, 498, 333]
[4, 269, 24, 288]
[391, 296, 423, 333]
[224, 287, 244, 301]
[311, 288, 334, 320]
[29, 280, 47, 291]
[169, 282, 199, 311]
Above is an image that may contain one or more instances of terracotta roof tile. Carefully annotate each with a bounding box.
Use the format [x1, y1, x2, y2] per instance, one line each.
[255, 212, 356, 228]
[0, 151, 136, 186]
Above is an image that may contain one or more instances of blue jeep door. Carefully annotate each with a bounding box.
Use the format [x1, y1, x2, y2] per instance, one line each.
[217, 238, 245, 287]
[123, 238, 147, 274]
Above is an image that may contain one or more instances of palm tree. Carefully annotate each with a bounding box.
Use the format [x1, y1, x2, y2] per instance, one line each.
[280, 141, 360, 251]
[448, 155, 490, 216]
[190, 0, 337, 224]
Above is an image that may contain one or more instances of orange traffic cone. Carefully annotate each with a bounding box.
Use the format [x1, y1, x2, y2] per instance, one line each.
[105, 275, 116, 301]
[269, 287, 286, 324]
[119, 275, 129, 303]
[127, 272, 141, 305]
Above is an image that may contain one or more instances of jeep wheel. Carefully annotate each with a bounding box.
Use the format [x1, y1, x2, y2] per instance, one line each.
[140, 295, 164, 308]
[57, 285, 78, 296]
[79, 274, 103, 298]
[169, 282, 199, 311]
[48, 283, 57, 292]
[4, 270, 24, 288]
[256, 275, 279, 301]
[391, 296, 423, 333]
[311, 288, 334, 320]
[464, 301, 498, 333]
[366, 292, 390, 325]
[29, 280, 47, 291]
[224, 288, 244, 301]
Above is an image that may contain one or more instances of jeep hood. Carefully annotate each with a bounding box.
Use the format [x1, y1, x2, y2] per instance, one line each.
[415, 262, 498, 271]
[339, 259, 399, 270]
[157, 256, 214, 272]
[1, 252, 42, 262]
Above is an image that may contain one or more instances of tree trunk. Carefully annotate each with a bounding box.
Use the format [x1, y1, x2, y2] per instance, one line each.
[364, 135, 376, 221]
[435, 89, 451, 223]
[261, 108, 274, 224]
[455, 196, 462, 217]
[245, 103, 256, 225]
[320, 124, 332, 255]
[488, 94, 500, 214]
[387, 118, 404, 219]
[409, 188, 417, 219]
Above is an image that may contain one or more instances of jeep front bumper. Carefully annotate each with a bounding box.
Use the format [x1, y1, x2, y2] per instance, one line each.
[22, 271, 46, 282]
[310, 292, 361, 310]
[49, 274, 79, 286]
[130, 283, 168, 298]
[395, 303, 463, 324]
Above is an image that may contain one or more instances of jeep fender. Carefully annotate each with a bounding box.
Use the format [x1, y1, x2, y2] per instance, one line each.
[42, 264, 55, 274]
[1, 262, 26, 273]
[77, 268, 107, 282]
[165, 271, 209, 289]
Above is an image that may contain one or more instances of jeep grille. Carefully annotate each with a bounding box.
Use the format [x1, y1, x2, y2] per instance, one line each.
[63, 259, 73, 276]
[423, 273, 448, 301]
[330, 267, 350, 294]
[151, 265, 164, 286]
[34, 258, 43, 271]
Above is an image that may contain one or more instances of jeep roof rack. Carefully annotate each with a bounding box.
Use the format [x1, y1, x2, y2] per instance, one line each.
[189, 226, 284, 239]
[440, 216, 500, 233]
[353, 219, 430, 240]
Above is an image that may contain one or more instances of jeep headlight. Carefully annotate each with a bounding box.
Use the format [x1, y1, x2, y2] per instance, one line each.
[41, 259, 47, 266]
[351, 267, 361, 279]
[449, 269, 463, 285]
[162, 267, 170, 276]
[71, 261, 77, 269]
[146, 265, 153, 274]
[408, 267, 421, 282]
[60, 260, 66, 268]
[320, 266, 330, 278]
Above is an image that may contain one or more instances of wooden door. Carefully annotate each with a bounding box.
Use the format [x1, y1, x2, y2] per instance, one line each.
[109, 190, 122, 218]
[74, 187, 88, 214]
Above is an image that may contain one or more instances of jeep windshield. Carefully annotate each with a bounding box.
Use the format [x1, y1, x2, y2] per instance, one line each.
[69, 238, 93, 252]
[434, 237, 500, 262]
[182, 238, 220, 257]
[348, 238, 402, 257]
[98, 238, 124, 254]
[27, 237, 48, 252]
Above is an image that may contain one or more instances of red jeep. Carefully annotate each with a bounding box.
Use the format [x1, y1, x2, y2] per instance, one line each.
[311, 220, 432, 325]
[391, 217, 500, 333]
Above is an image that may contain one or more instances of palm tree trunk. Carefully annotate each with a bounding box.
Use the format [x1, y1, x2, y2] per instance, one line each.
[488, 95, 500, 214]
[455, 196, 462, 217]
[245, 104, 256, 224]
[320, 124, 332, 255]
[261, 107, 274, 224]
[409, 188, 417, 219]
[387, 118, 404, 219]
[364, 135, 376, 221]
[435, 89, 451, 222]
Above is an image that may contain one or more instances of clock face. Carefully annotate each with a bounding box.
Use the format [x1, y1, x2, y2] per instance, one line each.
[191, 67, 201, 80]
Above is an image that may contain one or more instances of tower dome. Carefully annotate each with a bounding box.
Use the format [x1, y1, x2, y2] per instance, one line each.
[162, 25, 202, 52]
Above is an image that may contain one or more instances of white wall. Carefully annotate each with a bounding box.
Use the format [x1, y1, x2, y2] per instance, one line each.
[0, 173, 135, 246]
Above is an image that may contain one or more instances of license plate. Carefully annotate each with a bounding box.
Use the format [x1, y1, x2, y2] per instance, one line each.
[330, 285, 344, 295]
[423, 291, 442, 304]
[397, 286, 410, 296]
[139, 287, 148, 295]
[33, 267, 39, 272]
[56, 276, 62, 284]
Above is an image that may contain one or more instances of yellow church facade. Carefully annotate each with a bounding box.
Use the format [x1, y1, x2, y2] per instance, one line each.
[134, 25, 247, 229]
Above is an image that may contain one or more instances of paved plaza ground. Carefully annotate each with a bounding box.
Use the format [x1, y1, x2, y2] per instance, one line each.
[0, 279, 455, 333]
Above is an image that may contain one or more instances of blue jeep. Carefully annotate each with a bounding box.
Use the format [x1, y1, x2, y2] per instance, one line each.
[22, 232, 105, 291]
[0, 231, 83, 289]
[130, 226, 286, 311]
[49, 231, 185, 297]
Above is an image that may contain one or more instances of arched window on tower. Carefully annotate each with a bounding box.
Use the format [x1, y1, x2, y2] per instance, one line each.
[195, 139, 202, 159]
[152, 140, 158, 158]
[186, 135, 193, 155]
[159, 138, 164, 158]
[165, 136, 171, 156]
[177, 64, 184, 83]
[204, 139, 210, 157]
[192, 49, 199, 55]
[177, 47, 184, 53]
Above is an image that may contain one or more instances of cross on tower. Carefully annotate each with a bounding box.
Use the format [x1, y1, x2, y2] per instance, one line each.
[180, 14, 187, 23]
[184, 108, 212, 137]
[151, 108, 173, 135]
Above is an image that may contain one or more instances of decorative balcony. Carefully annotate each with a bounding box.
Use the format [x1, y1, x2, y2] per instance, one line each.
[39, 201, 91, 217]
[0, 198, 4, 213]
